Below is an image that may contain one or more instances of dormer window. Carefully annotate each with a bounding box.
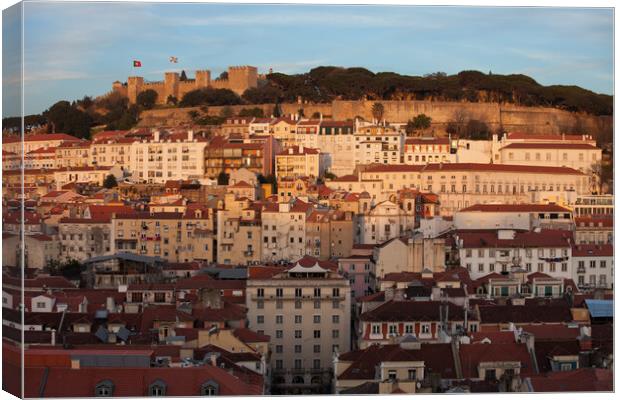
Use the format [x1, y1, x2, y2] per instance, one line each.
[95, 380, 114, 397]
[148, 380, 167, 396]
[201, 380, 219, 396]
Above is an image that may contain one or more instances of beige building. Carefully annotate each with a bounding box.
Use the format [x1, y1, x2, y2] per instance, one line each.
[3, 233, 61, 270]
[111, 206, 215, 263]
[305, 209, 354, 260]
[217, 194, 262, 265]
[55, 140, 92, 168]
[275, 146, 322, 180]
[59, 217, 113, 262]
[246, 261, 351, 394]
[91, 136, 136, 168]
[53, 165, 124, 190]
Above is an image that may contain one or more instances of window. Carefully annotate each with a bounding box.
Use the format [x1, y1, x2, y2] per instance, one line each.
[388, 370, 397, 380]
[333, 288, 340, 297]
[314, 300, 321, 309]
[478, 263, 484, 272]
[313, 359, 321, 369]
[256, 315, 264, 324]
[276, 300, 283, 309]
[484, 369, 496, 381]
[276, 345, 283, 353]
[256, 288, 264, 298]
[561, 263, 568, 272]
[332, 315, 339, 324]
[601, 260, 607, 268]
[295, 315, 302, 324]
[314, 288, 321, 297]
[314, 345, 321, 353]
[275, 359, 283, 369]
[295, 330, 302, 339]
[257, 300, 264, 309]
[421, 324, 430, 334]
[276, 315, 283, 324]
[295, 288, 302, 297]
[489, 263, 495, 272]
[405, 324, 413, 334]
[408, 369, 417, 381]
[95, 380, 114, 397]
[313, 315, 321, 323]
[276, 330, 283, 338]
[314, 330, 321, 338]
[332, 300, 340, 309]
[590, 260, 596, 269]
[148, 380, 167, 396]
[332, 330, 339, 338]
[276, 288, 283, 297]
[295, 345, 302, 353]
[372, 324, 381, 334]
[295, 300, 302, 309]
[200, 381, 219, 396]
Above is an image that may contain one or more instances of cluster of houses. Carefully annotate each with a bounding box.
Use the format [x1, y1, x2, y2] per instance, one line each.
[1, 119, 613, 396]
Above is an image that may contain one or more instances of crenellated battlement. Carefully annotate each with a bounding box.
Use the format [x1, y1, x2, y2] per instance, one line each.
[114, 65, 259, 104]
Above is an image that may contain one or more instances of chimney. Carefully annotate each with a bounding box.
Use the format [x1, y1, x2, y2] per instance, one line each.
[188, 130, 194, 141]
[154, 130, 160, 142]
[51, 329, 56, 346]
[209, 352, 219, 367]
[385, 285, 396, 301]
[106, 297, 115, 313]
[289, 148, 294, 155]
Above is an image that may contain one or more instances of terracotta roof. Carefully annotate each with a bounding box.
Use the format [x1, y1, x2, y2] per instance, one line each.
[459, 204, 572, 213]
[527, 368, 612, 392]
[534, 340, 581, 373]
[502, 143, 599, 150]
[478, 304, 573, 324]
[421, 163, 585, 175]
[233, 327, 270, 343]
[470, 331, 516, 344]
[338, 343, 456, 380]
[571, 244, 613, 257]
[574, 215, 613, 228]
[455, 229, 572, 248]
[3, 133, 80, 143]
[459, 342, 533, 378]
[505, 132, 590, 141]
[405, 137, 450, 145]
[276, 146, 320, 156]
[360, 300, 473, 322]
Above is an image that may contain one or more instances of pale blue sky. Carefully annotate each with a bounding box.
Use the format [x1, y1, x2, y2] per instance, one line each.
[2, 3, 614, 117]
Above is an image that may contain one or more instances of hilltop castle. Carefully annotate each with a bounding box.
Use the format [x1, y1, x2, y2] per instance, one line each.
[112, 65, 259, 104]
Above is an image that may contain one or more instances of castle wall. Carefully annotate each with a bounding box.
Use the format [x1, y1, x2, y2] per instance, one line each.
[137, 100, 611, 137]
[142, 82, 165, 103]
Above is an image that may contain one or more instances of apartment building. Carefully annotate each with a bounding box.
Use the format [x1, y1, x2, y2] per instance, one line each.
[261, 200, 314, 262]
[91, 136, 137, 168]
[246, 260, 351, 394]
[53, 165, 124, 190]
[354, 122, 404, 166]
[275, 146, 323, 179]
[59, 217, 113, 262]
[305, 209, 354, 260]
[572, 244, 613, 289]
[404, 137, 456, 165]
[360, 163, 589, 216]
[55, 140, 91, 168]
[24, 147, 57, 169]
[574, 215, 613, 244]
[454, 229, 573, 280]
[217, 195, 262, 265]
[358, 198, 417, 244]
[453, 204, 574, 231]
[111, 206, 215, 263]
[130, 130, 207, 184]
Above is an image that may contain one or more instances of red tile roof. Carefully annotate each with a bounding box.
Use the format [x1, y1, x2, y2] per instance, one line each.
[459, 204, 572, 213]
[527, 368, 612, 392]
[459, 342, 534, 378]
[405, 137, 450, 145]
[360, 300, 473, 322]
[478, 304, 573, 324]
[505, 132, 590, 141]
[502, 143, 599, 150]
[233, 327, 271, 343]
[571, 244, 613, 257]
[455, 229, 572, 249]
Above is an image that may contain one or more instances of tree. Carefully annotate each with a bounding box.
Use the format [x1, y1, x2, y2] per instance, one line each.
[180, 88, 242, 107]
[272, 104, 282, 118]
[180, 70, 188, 81]
[166, 95, 178, 105]
[219, 106, 233, 118]
[238, 107, 264, 118]
[242, 84, 283, 104]
[218, 71, 229, 80]
[43, 100, 93, 139]
[406, 113, 432, 135]
[311, 111, 322, 119]
[217, 172, 230, 185]
[47, 258, 84, 280]
[371, 102, 385, 122]
[297, 108, 305, 118]
[136, 89, 158, 109]
[465, 119, 490, 140]
[323, 171, 337, 180]
[188, 110, 200, 122]
[103, 174, 118, 188]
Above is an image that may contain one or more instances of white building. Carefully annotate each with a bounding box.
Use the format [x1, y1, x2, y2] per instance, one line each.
[358, 200, 416, 244]
[129, 130, 207, 184]
[404, 137, 456, 165]
[453, 204, 573, 231]
[454, 229, 573, 280]
[571, 244, 613, 289]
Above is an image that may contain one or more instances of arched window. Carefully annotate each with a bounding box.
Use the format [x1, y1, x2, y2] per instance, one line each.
[95, 380, 114, 397]
[201, 380, 219, 396]
[148, 379, 167, 396]
[292, 376, 305, 384]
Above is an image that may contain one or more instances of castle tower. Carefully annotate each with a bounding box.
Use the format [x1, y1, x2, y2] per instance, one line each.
[127, 76, 144, 104]
[195, 70, 211, 89]
[227, 66, 258, 95]
[164, 72, 180, 102]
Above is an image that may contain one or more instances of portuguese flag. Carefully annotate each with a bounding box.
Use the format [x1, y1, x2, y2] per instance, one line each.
[133, 60, 142, 67]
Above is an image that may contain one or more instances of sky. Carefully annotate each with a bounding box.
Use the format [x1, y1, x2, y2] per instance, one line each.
[2, 3, 614, 117]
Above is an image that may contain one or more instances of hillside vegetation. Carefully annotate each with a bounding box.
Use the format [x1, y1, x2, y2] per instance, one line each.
[261, 68, 612, 116]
